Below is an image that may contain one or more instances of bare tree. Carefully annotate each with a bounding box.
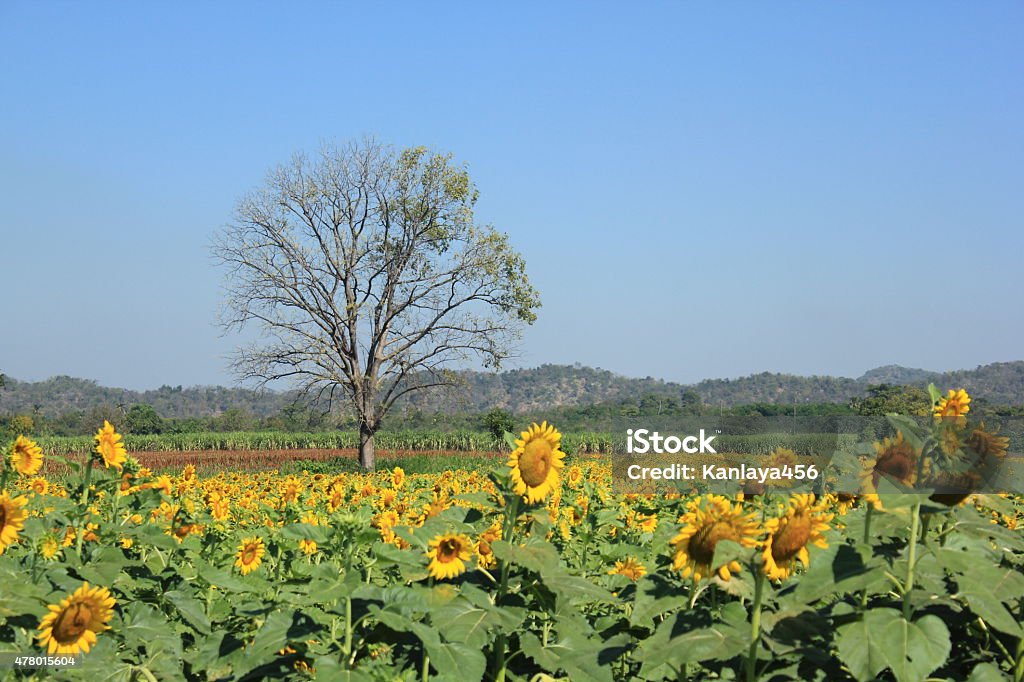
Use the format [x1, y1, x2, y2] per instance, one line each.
[213, 139, 541, 469]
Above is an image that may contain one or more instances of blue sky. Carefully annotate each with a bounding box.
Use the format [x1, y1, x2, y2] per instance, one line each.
[2, 2, 1022, 390]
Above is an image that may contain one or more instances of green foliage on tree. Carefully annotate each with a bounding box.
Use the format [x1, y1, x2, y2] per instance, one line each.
[850, 384, 932, 416]
[482, 408, 515, 441]
[125, 403, 165, 435]
[213, 139, 541, 469]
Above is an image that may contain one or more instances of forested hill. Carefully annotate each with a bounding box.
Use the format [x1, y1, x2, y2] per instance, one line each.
[0, 376, 296, 418]
[2, 361, 1023, 417]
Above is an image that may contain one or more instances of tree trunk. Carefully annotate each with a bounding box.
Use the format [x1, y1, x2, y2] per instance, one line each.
[359, 422, 376, 471]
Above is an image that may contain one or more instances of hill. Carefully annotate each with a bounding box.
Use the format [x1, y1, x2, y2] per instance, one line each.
[2, 361, 1023, 418]
[0, 376, 295, 418]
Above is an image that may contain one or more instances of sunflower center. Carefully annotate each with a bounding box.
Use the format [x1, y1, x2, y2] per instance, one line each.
[874, 448, 915, 485]
[771, 512, 812, 563]
[688, 521, 739, 565]
[519, 439, 553, 487]
[53, 603, 92, 644]
[0, 506, 6, 527]
[241, 546, 259, 564]
[437, 538, 460, 563]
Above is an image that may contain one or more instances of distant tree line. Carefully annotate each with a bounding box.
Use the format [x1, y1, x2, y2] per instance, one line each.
[5, 382, 1021, 441]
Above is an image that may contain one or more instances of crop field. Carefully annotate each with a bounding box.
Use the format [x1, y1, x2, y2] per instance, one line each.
[1, 397, 1023, 681]
[34, 449, 508, 479]
[33, 431, 614, 458]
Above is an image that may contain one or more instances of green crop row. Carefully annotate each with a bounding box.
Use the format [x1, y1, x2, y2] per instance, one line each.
[33, 430, 620, 456]
[33, 429, 862, 458]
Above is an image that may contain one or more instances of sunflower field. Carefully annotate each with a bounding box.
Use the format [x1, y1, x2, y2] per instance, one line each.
[1, 393, 1023, 681]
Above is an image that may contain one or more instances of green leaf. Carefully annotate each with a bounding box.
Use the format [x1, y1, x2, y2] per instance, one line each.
[637, 610, 748, 673]
[195, 561, 266, 593]
[792, 543, 885, 603]
[418, 634, 486, 682]
[837, 609, 951, 682]
[954, 566, 1024, 636]
[186, 631, 245, 676]
[966, 662, 1010, 682]
[163, 590, 212, 635]
[372, 611, 486, 682]
[237, 607, 318, 679]
[629, 575, 688, 628]
[542, 573, 616, 604]
[431, 598, 493, 649]
[491, 539, 560, 573]
[886, 415, 925, 451]
[520, 630, 627, 682]
[279, 522, 333, 544]
[357, 586, 429, 617]
[122, 603, 185, 663]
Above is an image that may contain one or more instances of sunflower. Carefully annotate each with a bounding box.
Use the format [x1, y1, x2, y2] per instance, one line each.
[170, 523, 203, 543]
[416, 494, 450, 526]
[608, 557, 647, 581]
[39, 535, 61, 561]
[566, 465, 584, 489]
[740, 479, 766, 500]
[765, 448, 799, 488]
[925, 470, 979, 507]
[391, 467, 406, 489]
[326, 482, 346, 513]
[669, 494, 761, 582]
[626, 510, 658, 534]
[10, 435, 43, 476]
[966, 424, 1009, 461]
[762, 494, 832, 581]
[426, 533, 472, 580]
[151, 475, 173, 496]
[939, 428, 962, 456]
[94, 421, 126, 470]
[376, 489, 397, 509]
[30, 477, 50, 496]
[37, 582, 116, 655]
[861, 432, 919, 495]
[298, 512, 319, 554]
[235, 536, 266, 575]
[475, 521, 502, 569]
[934, 388, 971, 420]
[61, 527, 76, 548]
[0, 492, 28, 554]
[832, 492, 857, 516]
[508, 422, 565, 504]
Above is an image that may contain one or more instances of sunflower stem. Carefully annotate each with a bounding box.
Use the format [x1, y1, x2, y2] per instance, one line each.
[75, 458, 95, 556]
[134, 665, 159, 682]
[746, 568, 765, 682]
[1014, 634, 1024, 682]
[493, 493, 520, 682]
[344, 594, 353, 665]
[902, 500, 922, 620]
[858, 503, 874, 612]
